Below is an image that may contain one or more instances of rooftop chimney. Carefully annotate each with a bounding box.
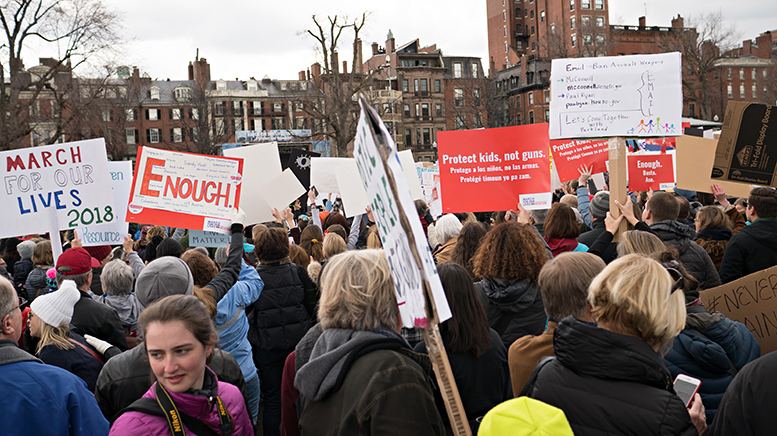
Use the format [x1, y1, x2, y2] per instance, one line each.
[372, 42, 379, 56]
[386, 29, 395, 54]
[671, 14, 684, 29]
[299, 70, 307, 81]
[332, 51, 339, 73]
[342, 60, 348, 73]
[638, 16, 646, 28]
[355, 38, 364, 73]
[311, 63, 321, 81]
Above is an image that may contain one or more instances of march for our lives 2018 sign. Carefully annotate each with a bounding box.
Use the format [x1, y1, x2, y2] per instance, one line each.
[1, 139, 113, 238]
[549, 52, 682, 139]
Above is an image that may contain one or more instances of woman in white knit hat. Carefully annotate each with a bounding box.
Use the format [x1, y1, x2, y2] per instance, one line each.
[28, 280, 104, 390]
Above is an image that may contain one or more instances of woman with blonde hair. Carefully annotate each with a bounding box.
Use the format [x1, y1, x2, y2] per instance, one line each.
[694, 205, 732, 269]
[616, 229, 666, 257]
[522, 254, 706, 435]
[27, 280, 104, 390]
[295, 250, 445, 435]
[308, 233, 347, 284]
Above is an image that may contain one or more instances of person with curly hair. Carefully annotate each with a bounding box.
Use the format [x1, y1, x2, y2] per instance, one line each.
[451, 221, 488, 279]
[473, 222, 551, 347]
[694, 206, 732, 270]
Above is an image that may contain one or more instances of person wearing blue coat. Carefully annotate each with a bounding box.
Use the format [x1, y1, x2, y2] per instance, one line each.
[216, 260, 264, 424]
[0, 276, 108, 435]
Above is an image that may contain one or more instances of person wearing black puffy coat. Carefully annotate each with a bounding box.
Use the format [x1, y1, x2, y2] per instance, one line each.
[248, 227, 317, 436]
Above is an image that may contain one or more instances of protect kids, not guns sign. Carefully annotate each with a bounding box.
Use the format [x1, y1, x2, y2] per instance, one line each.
[126, 146, 243, 232]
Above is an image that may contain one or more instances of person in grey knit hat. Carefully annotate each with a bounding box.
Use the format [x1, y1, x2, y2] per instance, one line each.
[13, 240, 36, 297]
[134, 257, 194, 308]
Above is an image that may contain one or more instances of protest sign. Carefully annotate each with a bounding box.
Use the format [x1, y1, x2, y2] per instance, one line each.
[712, 102, 777, 186]
[79, 161, 133, 247]
[310, 157, 349, 193]
[126, 146, 243, 232]
[335, 160, 371, 218]
[285, 148, 320, 189]
[676, 135, 755, 198]
[549, 52, 682, 139]
[416, 163, 443, 218]
[353, 99, 451, 328]
[627, 153, 675, 191]
[189, 230, 230, 248]
[437, 124, 552, 212]
[1, 139, 113, 239]
[701, 265, 777, 355]
[223, 142, 282, 225]
[398, 150, 424, 200]
[550, 138, 609, 182]
[261, 169, 306, 212]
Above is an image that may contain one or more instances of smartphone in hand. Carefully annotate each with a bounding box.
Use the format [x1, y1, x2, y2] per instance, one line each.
[674, 374, 702, 408]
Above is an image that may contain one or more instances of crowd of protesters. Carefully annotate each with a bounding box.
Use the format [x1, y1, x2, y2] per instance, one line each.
[1, 173, 777, 435]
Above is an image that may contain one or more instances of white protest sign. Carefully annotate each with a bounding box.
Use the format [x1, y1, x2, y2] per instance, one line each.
[398, 150, 424, 200]
[223, 142, 282, 225]
[311, 157, 350, 193]
[549, 52, 682, 139]
[189, 230, 230, 248]
[335, 160, 371, 218]
[126, 146, 243, 232]
[262, 169, 306, 212]
[354, 99, 451, 328]
[79, 161, 133, 247]
[0, 138, 113, 238]
[416, 164, 443, 219]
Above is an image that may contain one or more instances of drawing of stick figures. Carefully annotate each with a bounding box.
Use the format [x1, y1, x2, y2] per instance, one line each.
[647, 119, 655, 133]
[655, 117, 661, 132]
[638, 119, 647, 133]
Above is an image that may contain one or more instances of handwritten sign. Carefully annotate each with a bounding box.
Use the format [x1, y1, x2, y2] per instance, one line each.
[126, 146, 243, 232]
[416, 164, 442, 218]
[437, 124, 552, 212]
[79, 161, 133, 247]
[353, 99, 451, 328]
[549, 52, 682, 139]
[627, 153, 675, 191]
[189, 230, 230, 248]
[701, 265, 777, 354]
[712, 102, 777, 186]
[550, 138, 609, 182]
[1, 138, 113, 238]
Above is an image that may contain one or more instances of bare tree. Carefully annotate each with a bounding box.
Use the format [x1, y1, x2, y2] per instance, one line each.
[660, 12, 739, 120]
[450, 78, 489, 130]
[0, 0, 119, 149]
[303, 13, 382, 157]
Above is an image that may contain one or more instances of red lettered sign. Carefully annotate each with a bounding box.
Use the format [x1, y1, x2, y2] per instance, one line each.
[627, 153, 675, 191]
[550, 138, 609, 182]
[437, 124, 551, 213]
[126, 146, 244, 232]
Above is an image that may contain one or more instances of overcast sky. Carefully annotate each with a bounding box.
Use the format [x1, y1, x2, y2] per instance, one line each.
[23, 0, 777, 80]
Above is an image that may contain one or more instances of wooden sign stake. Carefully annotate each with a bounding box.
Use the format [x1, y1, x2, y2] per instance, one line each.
[608, 137, 628, 242]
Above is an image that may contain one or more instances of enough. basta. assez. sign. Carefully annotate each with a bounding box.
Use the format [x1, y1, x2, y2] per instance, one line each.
[1, 138, 114, 239]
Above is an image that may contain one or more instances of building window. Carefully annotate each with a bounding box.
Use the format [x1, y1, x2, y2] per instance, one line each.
[739, 84, 745, 98]
[146, 108, 159, 121]
[455, 115, 465, 129]
[571, 16, 575, 29]
[751, 69, 756, 80]
[421, 103, 430, 119]
[454, 88, 464, 107]
[405, 129, 412, 145]
[147, 128, 160, 143]
[727, 84, 733, 98]
[763, 69, 768, 79]
[125, 109, 135, 121]
[173, 87, 191, 102]
[383, 103, 392, 114]
[474, 88, 481, 106]
[551, 23, 556, 34]
[172, 128, 183, 143]
[403, 104, 411, 117]
[102, 109, 111, 122]
[191, 128, 200, 142]
[420, 79, 428, 95]
[531, 25, 535, 34]
[422, 128, 431, 144]
[214, 102, 225, 116]
[596, 34, 605, 45]
[570, 0, 575, 10]
[234, 119, 242, 133]
[540, 10, 545, 21]
[581, 0, 590, 8]
[414, 103, 420, 118]
[272, 117, 285, 129]
[764, 86, 769, 98]
[582, 16, 590, 27]
[233, 101, 242, 116]
[545, 109, 550, 121]
[149, 87, 160, 100]
[171, 108, 181, 120]
[596, 16, 605, 27]
[584, 34, 592, 45]
[273, 102, 283, 112]
[191, 108, 199, 120]
[436, 103, 443, 117]
[252, 101, 262, 115]
[402, 79, 409, 92]
[453, 62, 463, 79]
[752, 84, 757, 98]
[530, 10, 534, 18]
[529, 92, 534, 105]
[594, 0, 603, 9]
[571, 34, 577, 46]
[739, 69, 744, 80]
[125, 128, 136, 145]
[727, 68, 732, 80]
[529, 111, 535, 123]
[434, 79, 442, 93]
[472, 63, 479, 78]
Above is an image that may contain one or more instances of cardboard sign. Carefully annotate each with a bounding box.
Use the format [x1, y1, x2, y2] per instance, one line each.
[335, 160, 371, 218]
[126, 146, 243, 232]
[550, 138, 609, 182]
[353, 99, 451, 328]
[549, 52, 683, 139]
[627, 153, 675, 191]
[676, 136, 755, 198]
[1, 138, 113, 238]
[701, 265, 777, 355]
[223, 142, 282, 225]
[189, 230, 230, 248]
[712, 102, 777, 186]
[79, 161, 133, 247]
[437, 124, 552, 212]
[262, 169, 306, 212]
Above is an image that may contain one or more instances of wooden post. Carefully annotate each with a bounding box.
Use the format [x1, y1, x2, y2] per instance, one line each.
[608, 137, 628, 242]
